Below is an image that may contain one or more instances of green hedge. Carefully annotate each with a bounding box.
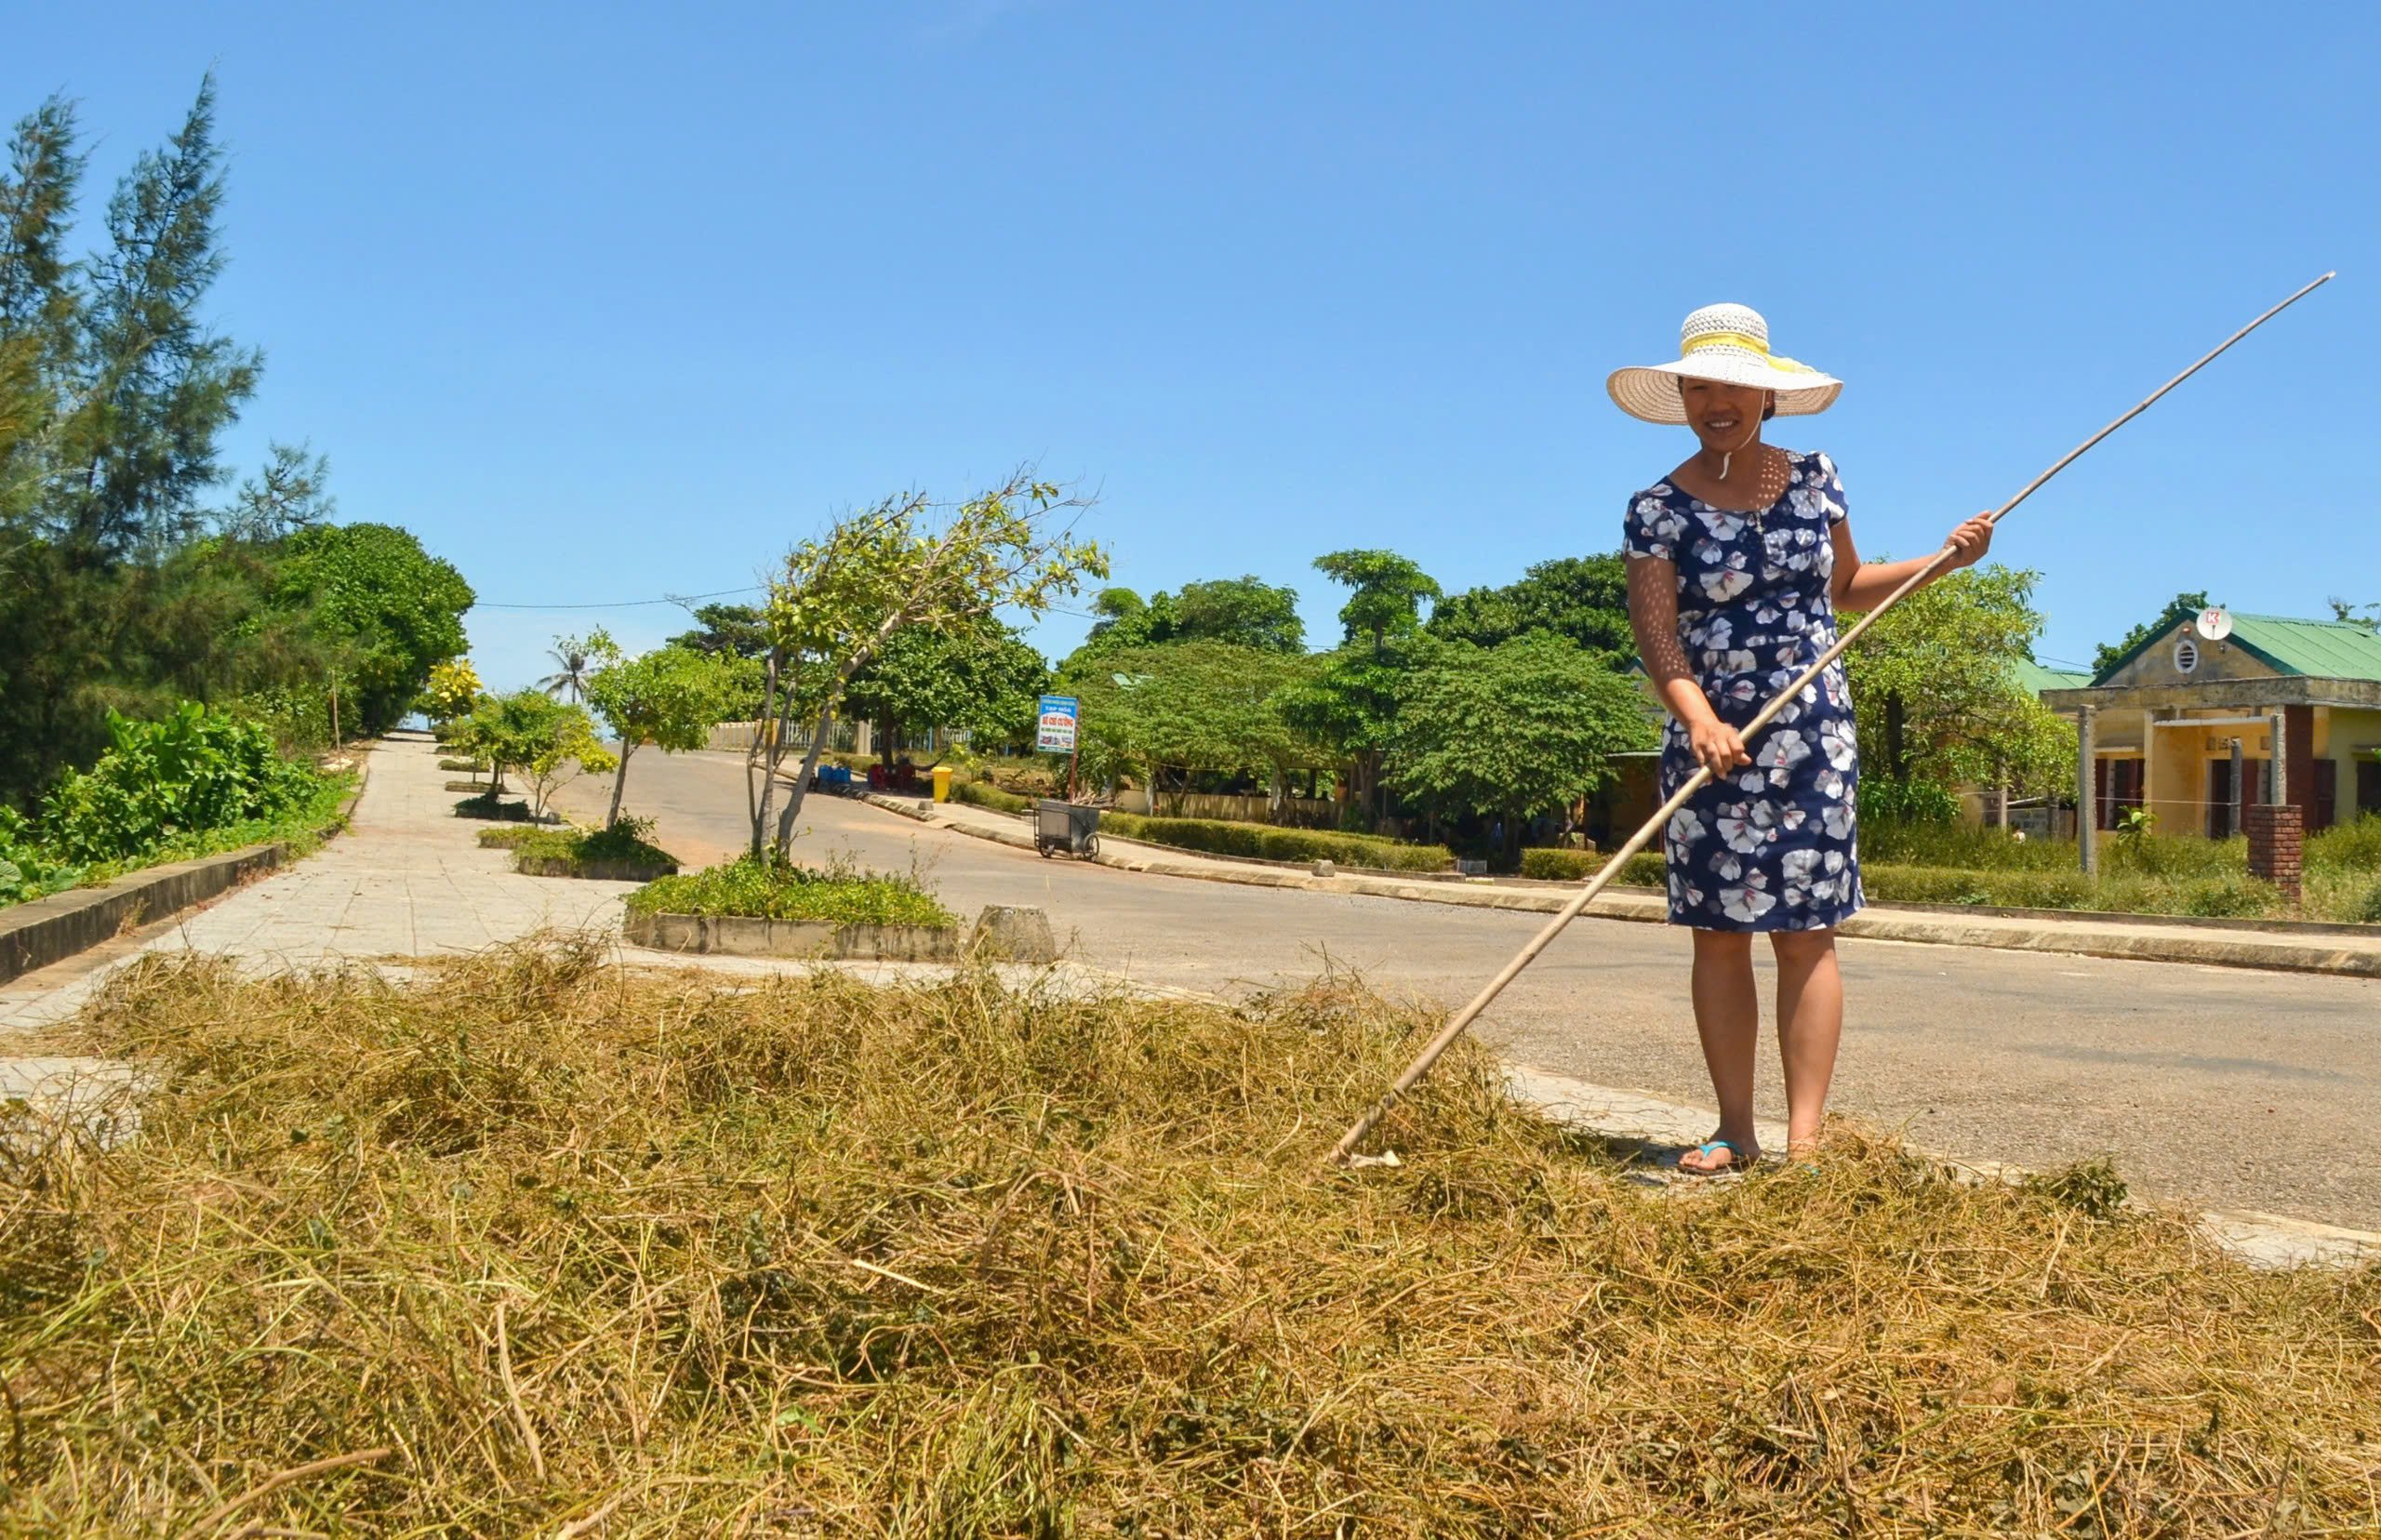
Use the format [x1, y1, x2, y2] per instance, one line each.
[1097, 812, 1453, 872]
[951, 778, 1030, 815]
[1518, 847, 1666, 885]
[1860, 864, 2278, 918]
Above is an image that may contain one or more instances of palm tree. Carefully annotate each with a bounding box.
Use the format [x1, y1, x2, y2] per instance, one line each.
[539, 644, 592, 703]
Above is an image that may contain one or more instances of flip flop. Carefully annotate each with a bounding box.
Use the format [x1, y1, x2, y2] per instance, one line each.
[1678, 1138, 1757, 1176]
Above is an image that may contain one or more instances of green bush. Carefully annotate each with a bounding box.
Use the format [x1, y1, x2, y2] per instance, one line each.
[1857, 778, 1962, 826]
[475, 827, 544, 849]
[2308, 813, 2381, 874]
[438, 757, 486, 774]
[1861, 818, 2075, 871]
[1097, 812, 1453, 872]
[1518, 847, 1666, 886]
[508, 816, 676, 871]
[626, 856, 954, 928]
[951, 778, 1030, 815]
[0, 806, 76, 903]
[40, 704, 325, 865]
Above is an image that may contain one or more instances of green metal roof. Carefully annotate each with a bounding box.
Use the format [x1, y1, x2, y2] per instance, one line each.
[2226, 613, 2381, 682]
[2010, 658, 2091, 696]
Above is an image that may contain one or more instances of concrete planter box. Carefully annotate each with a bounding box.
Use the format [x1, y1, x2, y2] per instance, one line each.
[622, 903, 1055, 962]
[623, 909, 962, 960]
[516, 856, 679, 882]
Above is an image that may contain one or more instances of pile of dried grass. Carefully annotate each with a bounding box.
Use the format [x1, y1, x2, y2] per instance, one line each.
[3, 942, 2375, 1535]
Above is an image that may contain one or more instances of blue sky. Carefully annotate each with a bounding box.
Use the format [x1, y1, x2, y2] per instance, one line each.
[8, 2, 2373, 688]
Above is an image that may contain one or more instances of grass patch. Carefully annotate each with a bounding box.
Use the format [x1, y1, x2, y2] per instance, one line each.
[626, 855, 955, 928]
[437, 757, 487, 773]
[4, 945, 2374, 1533]
[474, 825, 547, 849]
[1099, 811, 1454, 872]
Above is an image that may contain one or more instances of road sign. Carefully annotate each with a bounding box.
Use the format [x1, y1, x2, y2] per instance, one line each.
[1035, 694, 1079, 753]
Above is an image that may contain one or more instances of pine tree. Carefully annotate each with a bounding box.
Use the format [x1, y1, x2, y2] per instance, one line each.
[60, 75, 259, 562]
[0, 96, 84, 532]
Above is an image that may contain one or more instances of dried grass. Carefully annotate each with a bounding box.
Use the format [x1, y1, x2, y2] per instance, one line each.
[3, 942, 2375, 1535]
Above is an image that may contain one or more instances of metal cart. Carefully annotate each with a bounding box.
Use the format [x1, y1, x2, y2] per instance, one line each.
[1034, 798, 1102, 859]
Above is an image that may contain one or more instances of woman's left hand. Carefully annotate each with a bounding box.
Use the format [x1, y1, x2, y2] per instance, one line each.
[1945, 512, 1994, 568]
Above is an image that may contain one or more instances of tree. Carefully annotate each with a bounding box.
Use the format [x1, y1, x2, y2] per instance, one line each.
[420, 658, 481, 723]
[844, 622, 1049, 756]
[1062, 640, 1319, 815]
[1061, 576, 1302, 670]
[0, 97, 83, 532]
[1387, 633, 1656, 862]
[746, 468, 1106, 860]
[1843, 564, 2064, 803]
[1430, 553, 1636, 660]
[2092, 591, 2212, 676]
[583, 640, 745, 827]
[58, 76, 259, 562]
[540, 635, 597, 703]
[221, 442, 334, 540]
[449, 690, 612, 816]
[263, 522, 474, 737]
[1313, 549, 1441, 650]
[2326, 596, 2378, 631]
[668, 601, 769, 659]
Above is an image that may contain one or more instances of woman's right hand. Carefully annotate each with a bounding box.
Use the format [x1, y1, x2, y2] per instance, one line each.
[1686, 715, 1750, 777]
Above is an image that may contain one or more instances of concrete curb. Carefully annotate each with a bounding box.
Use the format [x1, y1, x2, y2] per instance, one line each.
[859, 794, 2381, 979]
[0, 752, 373, 989]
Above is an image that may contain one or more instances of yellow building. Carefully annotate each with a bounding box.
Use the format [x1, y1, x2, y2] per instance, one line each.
[2042, 611, 2381, 836]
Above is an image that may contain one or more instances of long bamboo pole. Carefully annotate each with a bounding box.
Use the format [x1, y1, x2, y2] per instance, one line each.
[1329, 272, 2336, 1169]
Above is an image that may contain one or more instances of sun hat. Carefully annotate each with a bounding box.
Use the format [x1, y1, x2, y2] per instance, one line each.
[1606, 303, 1842, 424]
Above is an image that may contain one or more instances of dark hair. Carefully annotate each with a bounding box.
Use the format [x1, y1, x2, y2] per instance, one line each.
[1762, 396, 1776, 422]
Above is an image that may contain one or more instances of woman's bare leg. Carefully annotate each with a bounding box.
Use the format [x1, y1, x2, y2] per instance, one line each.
[1769, 928, 1843, 1154]
[1683, 929, 1761, 1171]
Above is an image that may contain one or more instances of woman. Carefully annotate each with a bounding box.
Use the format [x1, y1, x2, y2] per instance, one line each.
[1611, 304, 1992, 1175]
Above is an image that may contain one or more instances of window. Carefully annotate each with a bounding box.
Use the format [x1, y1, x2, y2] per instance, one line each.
[2172, 638, 2200, 674]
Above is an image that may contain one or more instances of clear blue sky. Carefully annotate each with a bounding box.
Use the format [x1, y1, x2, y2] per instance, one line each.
[9, 2, 2373, 689]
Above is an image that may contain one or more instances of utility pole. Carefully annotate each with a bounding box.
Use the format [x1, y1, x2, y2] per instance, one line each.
[2077, 705, 2098, 876]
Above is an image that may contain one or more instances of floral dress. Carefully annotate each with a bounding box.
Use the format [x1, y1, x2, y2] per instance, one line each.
[1622, 449, 1864, 932]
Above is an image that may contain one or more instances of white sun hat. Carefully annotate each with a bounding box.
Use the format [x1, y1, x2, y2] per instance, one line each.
[1606, 303, 1842, 424]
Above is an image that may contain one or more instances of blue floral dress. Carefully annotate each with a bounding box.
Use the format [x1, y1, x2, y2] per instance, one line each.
[1623, 449, 1864, 932]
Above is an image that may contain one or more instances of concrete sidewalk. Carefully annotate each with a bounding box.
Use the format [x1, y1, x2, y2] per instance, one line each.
[876, 791, 2381, 980]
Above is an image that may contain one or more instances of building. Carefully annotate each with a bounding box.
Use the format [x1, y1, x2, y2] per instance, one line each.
[2042, 610, 2381, 836]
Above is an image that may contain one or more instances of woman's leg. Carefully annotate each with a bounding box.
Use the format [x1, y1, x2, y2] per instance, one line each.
[1683, 928, 1761, 1170]
[1769, 928, 1843, 1154]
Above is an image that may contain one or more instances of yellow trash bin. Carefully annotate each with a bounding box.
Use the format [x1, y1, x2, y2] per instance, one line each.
[932, 764, 954, 803]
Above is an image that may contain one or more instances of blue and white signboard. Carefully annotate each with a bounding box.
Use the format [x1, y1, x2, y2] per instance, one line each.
[1035, 694, 1080, 753]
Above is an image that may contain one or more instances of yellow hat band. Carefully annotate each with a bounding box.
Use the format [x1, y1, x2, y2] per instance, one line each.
[1679, 330, 1820, 377]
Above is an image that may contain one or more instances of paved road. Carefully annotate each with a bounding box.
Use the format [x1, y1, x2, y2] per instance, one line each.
[556, 752, 2381, 1231]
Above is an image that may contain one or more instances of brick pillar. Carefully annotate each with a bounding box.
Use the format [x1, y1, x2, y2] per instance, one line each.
[2283, 705, 2317, 830]
[2244, 803, 2304, 906]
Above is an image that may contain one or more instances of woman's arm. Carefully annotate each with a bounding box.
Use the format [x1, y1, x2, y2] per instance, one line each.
[1829, 513, 1995, 612]
[1626, 555, 1750, 775]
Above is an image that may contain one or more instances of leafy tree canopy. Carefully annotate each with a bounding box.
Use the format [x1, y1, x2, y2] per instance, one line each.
[845, 623, 1049, 750]
[1429, 553, 1635, 662]
[584, 640, 747, 825]
[1386, 633, 1657, 832]
[1060, 639, 1320, 789]
[1065, 576, 1303, 668]
[1313, 549, 1440, 652]
[1843, 563, 2068, 802]
[667, 602, 770, 659]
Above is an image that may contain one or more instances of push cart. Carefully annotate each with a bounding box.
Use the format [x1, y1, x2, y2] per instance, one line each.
[1034, 798, 1101, 859]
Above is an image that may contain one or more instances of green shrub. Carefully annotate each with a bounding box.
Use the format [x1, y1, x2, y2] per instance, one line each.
[0, 806, 77, 903]
[508, 817, 676, 871]
[1518, 847, 1665, 886]
[1861, 818, 2074, 872]
[951, 778, 1030, 815]
[476, 827, 544, 849]
[2108, 832, 2244, 880]
[1857, 778, 1961, 826]
[41, 704, 326, 865]
[2308, 813, 2381, 874]
[438, 757, 487, 774]
[1097, 812, 1453, 872]
[626, 856, 954, 928]
[2175, 877, 2276, 918]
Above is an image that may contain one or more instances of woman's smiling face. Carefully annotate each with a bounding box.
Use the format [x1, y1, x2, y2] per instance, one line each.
[1677, 377, 1773, 454]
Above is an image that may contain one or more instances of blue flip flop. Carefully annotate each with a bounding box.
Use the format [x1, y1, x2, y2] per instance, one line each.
[1679, 1138, 1756, 1176]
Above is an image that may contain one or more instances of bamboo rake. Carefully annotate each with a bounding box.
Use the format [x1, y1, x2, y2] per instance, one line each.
[1329, 272, 2337, 1169]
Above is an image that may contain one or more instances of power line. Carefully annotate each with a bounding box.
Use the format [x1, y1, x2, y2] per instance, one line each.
[470, 585, 765, 612]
